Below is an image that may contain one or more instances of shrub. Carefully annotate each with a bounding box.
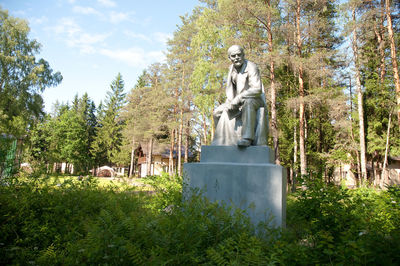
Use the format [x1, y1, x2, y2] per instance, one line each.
[1, 173, 399, 265]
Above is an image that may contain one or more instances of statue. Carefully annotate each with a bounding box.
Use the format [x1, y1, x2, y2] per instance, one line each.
[212, 45, 268, 147]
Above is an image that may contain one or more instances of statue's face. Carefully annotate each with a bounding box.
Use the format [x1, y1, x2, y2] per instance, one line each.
[228, 48, 244, 68]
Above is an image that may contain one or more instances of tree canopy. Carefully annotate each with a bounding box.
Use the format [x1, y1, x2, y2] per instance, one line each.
[0, 8, 62, 137]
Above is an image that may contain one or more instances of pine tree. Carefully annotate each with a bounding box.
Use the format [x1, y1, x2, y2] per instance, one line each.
[91, 73, 126, 167]
[165, 13, 197, 175]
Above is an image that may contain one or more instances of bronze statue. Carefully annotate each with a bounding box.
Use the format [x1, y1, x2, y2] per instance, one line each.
[212, 45, 268, 147]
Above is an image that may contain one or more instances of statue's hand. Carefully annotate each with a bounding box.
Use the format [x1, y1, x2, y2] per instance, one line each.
[231, 95, 243, 107]
[224, 103, 232, 112]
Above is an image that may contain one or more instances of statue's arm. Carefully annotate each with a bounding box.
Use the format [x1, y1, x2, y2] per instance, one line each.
[242, 63, 262, 98]
[228, 64, 262, 109]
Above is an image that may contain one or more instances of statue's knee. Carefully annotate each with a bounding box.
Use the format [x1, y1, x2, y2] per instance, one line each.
[242, 98, 258, 110]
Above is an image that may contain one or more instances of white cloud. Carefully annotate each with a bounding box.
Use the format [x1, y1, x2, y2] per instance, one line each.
[67, 32, 110, 54]
[29, 16, 49, 25]
[51, 17, 81, 35]
[49, 17, 109, 54]
[153, 32, 172, 45]
[123, 30, 152, 42]
[73, 6, 101, 16]
[99, 47, 165, 67]
[12, 10, 27, 16]
[124, 30, 171, 45]
[67, 0, 76, 3]
[109, 11, 133, 24]
[97, 0, 116, 7]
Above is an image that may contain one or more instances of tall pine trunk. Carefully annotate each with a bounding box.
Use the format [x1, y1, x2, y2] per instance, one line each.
[349, 76, 362, 184]
[292, 108, 298, 192]
[184, 119, 189, 163]
[296, 0, 307, 176]
[178, 110, 183, 176]
[147, 138, 153, 176]
[129, 137, 135, 177]
[352, 8, 367, 183]
[202, 114, 208, 145]
[385, 0, 400, 130]
[382, 111, 392, 188]
[169, 129, 175, 175]
[374, 0, 386, 83]
[267, 0, 280, 165]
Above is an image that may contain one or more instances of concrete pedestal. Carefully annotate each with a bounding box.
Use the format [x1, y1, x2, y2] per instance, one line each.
[183, 145, 286, 228]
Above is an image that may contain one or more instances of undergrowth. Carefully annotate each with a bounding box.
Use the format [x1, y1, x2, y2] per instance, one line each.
[1, 172, 399, 265]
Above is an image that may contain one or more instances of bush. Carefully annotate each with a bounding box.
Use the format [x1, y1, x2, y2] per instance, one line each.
[286, 177, 400, 264]
[1, 173, 399, 265]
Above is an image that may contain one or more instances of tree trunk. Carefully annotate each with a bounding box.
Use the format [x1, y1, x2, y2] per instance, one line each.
[352, 8, 367, 183]
[296, 0, 307, 176]
[184, 120, 190, 163]
[129, 137, 135, 178]
[147, 138, 153, 176]
[178, 110, 183, 176]
[349, 76, 361, 185]
[202, 113, 208, 145]
[374, 0, 386, 84]
[292, 108, 298, 192]
[385, 0, 400, 130]
[169, 129, 175, 175]
[266, 0, 280, 165]
[382, 111, 392, 188]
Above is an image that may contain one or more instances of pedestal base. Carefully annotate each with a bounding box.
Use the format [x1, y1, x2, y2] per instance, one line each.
[184, 146, 286, 228]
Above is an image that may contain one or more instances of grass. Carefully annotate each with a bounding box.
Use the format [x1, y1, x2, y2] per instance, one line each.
[51, 175, 148, 188]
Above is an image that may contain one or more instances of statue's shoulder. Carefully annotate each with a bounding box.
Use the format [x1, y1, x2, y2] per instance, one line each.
[245, 60, 259, 73]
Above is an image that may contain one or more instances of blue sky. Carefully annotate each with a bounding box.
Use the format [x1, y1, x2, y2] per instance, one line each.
[0, 0, 200, 113]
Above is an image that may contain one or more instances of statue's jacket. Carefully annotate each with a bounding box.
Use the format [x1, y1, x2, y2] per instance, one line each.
[225, 59, 265, 103]
[215, 59, 268, 146]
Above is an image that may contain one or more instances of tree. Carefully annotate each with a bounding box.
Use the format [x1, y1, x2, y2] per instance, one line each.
[218, 0, 283, 164]
[91, 73, 126, 167]
[190, 4, 232, 145]
[385, 0, 400, 130]
[121, 72, 146, 177]
[124, 65, 172, 176]
[0, 8, 62, 136]
[74, 93, 97, 172]
[29, 115, 53, 167]
[166, 13, 197, 175]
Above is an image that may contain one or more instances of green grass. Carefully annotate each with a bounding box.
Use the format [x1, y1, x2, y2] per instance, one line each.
[49, 175, 148, 189]
[1, 173, 400, 265]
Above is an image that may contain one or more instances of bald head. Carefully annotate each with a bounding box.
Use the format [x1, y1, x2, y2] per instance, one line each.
[228, 45, 245, 69]
[227, 45, 244, 57]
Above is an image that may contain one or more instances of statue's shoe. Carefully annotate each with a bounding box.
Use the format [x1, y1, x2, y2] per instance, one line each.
[237, 138, 251, 147]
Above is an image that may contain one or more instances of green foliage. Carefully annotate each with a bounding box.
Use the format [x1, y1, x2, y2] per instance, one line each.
[91, 73, 127, 166]
[142, 173, 183, 211]
[0, 8, 62, 136]
[1, 173, 400, 265]
[287, 177, 400, 264]
[28, 94, 98, 174]
[0, 135, 18, 178]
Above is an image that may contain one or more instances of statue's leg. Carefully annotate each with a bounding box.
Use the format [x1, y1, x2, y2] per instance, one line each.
[241, 98, 262, 142]
[213, 104, 225, 130]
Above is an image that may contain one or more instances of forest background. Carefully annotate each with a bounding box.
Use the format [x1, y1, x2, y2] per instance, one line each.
[1, 0, 400, 188]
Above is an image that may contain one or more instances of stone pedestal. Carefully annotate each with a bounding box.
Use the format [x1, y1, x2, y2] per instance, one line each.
[183, 145, 286, 228]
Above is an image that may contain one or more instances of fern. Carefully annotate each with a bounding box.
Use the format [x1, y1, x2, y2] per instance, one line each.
[126, 242, 145, 265]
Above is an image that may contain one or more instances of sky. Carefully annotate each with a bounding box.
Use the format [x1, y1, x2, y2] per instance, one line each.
[0, 0, 201, 113]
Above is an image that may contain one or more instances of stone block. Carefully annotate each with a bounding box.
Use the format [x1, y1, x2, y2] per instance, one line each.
[183, 145, 286, 228]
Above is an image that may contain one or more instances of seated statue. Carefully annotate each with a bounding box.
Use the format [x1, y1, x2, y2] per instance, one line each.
[212, 45, 268, 147]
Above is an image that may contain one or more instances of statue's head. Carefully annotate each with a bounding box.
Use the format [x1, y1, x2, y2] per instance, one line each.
[228, 45, 245, 69]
